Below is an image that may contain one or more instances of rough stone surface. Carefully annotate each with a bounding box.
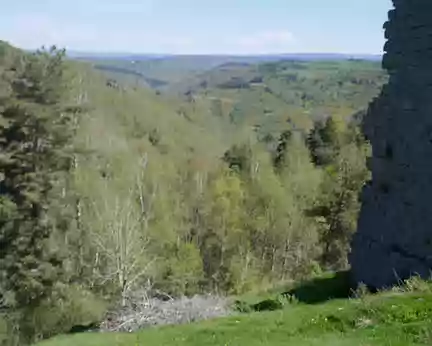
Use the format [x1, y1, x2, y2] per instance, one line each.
[350, 0, 432, 289]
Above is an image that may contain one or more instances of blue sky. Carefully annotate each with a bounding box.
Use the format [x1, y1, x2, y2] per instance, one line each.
[1, 0, 392, 54]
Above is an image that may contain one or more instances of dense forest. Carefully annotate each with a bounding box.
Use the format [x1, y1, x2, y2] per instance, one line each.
[0, 41, 386, 345]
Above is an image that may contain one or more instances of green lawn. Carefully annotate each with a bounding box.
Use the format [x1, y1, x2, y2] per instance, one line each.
[35, 291, 432, 346]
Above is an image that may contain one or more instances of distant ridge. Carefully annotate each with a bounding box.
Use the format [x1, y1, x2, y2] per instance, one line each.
[66, 51, 170, 60]
[67, 51, 382, 62]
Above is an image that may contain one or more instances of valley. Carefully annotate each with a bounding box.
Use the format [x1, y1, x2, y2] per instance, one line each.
[1, 37, 430, 346]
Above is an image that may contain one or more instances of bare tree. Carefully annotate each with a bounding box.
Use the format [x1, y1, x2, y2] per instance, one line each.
[91, 184, 154, 306]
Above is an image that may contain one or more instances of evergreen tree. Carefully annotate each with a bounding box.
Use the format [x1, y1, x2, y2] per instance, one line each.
[0, 46, 74, 310]
[307, 116, 346, 167]
[222, 143, 253, 174]
[306, 118, 370, 270]
[273, 129, 292, 169]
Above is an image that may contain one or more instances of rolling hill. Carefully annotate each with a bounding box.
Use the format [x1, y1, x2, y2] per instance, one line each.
[76, 53, 387, 145]
[73, 53, 383, 92]
[1, 41, 392, 345]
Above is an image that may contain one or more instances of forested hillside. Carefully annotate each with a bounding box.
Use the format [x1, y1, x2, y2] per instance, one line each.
[1, 41, 384, 345]
[175, 59, 387, 141]
[90, 56, 387, 143]
[81, 53, 381, 91]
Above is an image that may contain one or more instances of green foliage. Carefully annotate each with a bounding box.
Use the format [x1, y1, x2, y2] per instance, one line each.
[1, 43, 383, 344]
[232, 299, 254, 313]
[35, 286, 432, 346]
[285, 271, 352, 304]
[390, 276, 432, 294]
[200, 168, 247, 292]
[307, 116, 370, 270]
[158, 242, 204, 297]
[233, 271, 350, 314]
[16, 284, 106, 345]
[251, 298, 284, 312]
[308, 116, 346, 166]
[0, 45, 101, 345]
[222, 143, 252, 174]
[273, 129, 292, 169]
[0, 46, 75, 310]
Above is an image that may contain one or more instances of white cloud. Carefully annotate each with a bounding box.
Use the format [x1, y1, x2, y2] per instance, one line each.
[3, 14, 99, 50]
[2, 13, 294, 54]
[2, 13, 194, 53]
[238, 31, 295, 46]
[234, 30, 296, 53]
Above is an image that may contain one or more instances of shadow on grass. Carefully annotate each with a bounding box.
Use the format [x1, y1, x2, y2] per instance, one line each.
[233, 271, 354, 313]
[282, 270, 352, 304]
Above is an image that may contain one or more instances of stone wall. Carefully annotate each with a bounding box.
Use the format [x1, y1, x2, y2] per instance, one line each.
[350, 0, 432, 289]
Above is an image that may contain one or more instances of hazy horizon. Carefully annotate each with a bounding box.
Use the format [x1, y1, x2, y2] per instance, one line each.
[64, 50, 383, 57]
[2, 0, 392, 55]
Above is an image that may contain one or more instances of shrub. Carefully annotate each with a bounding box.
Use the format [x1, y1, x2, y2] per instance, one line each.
[17, 284, 107, 344]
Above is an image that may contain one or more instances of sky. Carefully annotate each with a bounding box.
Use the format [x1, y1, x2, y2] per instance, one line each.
[1, 0, 393, 55]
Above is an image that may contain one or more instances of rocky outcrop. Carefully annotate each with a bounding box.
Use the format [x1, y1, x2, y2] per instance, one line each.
[350, 0, 432, 289]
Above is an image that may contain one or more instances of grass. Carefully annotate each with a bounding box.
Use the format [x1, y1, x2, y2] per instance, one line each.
[34, 275, 432, 346]
[232, 270, 352, 310]
[35, 293, 432, 346]
[285, 270, 352, 304]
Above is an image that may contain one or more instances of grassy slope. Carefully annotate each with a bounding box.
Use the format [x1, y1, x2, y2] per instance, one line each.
[36, 290, 432, 346]
[34, 273, 432, 346]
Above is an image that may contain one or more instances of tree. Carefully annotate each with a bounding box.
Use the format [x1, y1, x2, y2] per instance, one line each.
[0, 46, 74, 310]
[273, 129, 292, 169]
[89, 186, 153, 305]
[244, 152, 291, 278]
[75, 151, 159, 305]
[276, 131, 323, 279]
[307, 115, 346, 167]
[201, 168, 246, 292]
[222, 143, 253, 174]
[307, 119, 370, 270]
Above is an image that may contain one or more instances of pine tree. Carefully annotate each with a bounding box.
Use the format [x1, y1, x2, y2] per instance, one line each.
[307, 116, 346, 167]
[0, 46, 74, 310]
[306, 117, 370, 270]
[273, 129, 293, 169]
